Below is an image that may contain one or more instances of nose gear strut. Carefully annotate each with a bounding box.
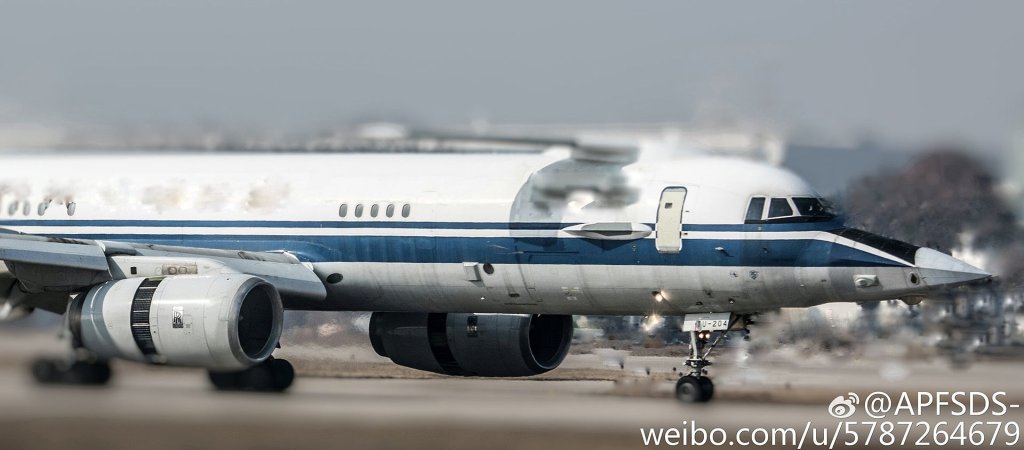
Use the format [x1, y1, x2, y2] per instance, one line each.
[675, 313, 752, 403]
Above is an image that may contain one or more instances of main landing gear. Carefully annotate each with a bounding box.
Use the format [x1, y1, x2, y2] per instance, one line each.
[208, 356, 295, 393]
[31, 353, 112, 386]
[674, 313, 751, 404]
[29, 340, 294, 392]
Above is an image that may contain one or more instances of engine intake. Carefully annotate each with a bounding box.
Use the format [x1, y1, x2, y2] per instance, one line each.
[71, 275, 283, 370]
[369, 312, 573, 377]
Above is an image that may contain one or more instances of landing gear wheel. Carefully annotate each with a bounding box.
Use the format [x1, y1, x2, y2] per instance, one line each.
[698, 377, 715, 402]
[208, 370, 240, 390]
[208, 357, 294, 393]
[31, 358, 60, 384]
[240, 362, 275, 391]
[269, 358, 295, 392]
[31, 358, 112, 386]
[70, 361, 112, 385]
[675, 376, 710, 403]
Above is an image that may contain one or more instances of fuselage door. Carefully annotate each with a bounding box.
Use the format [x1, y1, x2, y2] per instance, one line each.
[655, 187, 688, 253]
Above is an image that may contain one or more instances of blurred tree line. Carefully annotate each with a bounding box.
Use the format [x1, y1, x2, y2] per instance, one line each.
[841, 148, 1024, 287]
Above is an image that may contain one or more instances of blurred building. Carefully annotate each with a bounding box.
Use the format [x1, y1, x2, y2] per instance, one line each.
[453, 122, 786, 164]
[1013, 127, 1024, 220]
[455, 121, 921, 196]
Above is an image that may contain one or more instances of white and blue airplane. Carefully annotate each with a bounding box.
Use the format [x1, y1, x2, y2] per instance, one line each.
[0, 138, 991, 402]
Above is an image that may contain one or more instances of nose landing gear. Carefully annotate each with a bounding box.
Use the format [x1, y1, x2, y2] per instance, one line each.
[676, 329, 717, 403]
[675, 313, 750, 403]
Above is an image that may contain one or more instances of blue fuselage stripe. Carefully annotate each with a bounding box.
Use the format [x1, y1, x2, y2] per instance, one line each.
[0, 219, 845, 232]
[2, 219, 903, 268]
[37, 233, 903, 268]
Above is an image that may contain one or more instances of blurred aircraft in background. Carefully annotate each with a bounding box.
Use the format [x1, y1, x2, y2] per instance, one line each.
[0, 135, 991, 402]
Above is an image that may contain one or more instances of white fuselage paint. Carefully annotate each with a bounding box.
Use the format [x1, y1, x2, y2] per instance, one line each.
[0, 150, 920, 315]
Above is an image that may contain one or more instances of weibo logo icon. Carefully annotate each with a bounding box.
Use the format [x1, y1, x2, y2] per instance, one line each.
[828, 393, 859, 419]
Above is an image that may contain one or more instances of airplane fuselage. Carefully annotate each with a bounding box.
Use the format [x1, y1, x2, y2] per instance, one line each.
[0, 149, 982, 316]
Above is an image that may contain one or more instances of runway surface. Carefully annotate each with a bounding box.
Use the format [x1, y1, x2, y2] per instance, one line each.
[1, 331, 1023, 449]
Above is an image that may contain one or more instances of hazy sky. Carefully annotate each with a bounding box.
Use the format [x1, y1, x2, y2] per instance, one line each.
[2, 1, 1022, 150]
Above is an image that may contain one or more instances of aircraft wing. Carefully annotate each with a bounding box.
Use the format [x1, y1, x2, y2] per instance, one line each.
[0, 230, 327, 313]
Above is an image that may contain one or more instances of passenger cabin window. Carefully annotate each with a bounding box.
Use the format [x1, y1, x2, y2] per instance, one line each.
[768, 198, 794, 219]
[746, 197, 766, 222]
[341, 202, 411, 219]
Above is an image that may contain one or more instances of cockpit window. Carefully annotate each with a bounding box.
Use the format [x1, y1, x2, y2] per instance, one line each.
[745, 196, 836, 224]
[831, 228, 919, 264]
[792, 197, 834, 219]
[768, 198, 794, 219]
[746, 197, 766, 222]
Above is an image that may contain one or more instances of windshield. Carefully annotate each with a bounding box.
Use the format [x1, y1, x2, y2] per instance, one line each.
[831, 228, 919, 263]
[768, 198, 794, 218]
[791, 197, 835, 219]
[745, 196, 836, 223]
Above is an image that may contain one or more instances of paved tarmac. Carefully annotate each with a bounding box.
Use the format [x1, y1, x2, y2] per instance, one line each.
[1, 330, 1022, 449]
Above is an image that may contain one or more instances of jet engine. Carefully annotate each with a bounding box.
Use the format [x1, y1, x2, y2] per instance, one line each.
[70, 274, 283, 371]
[369, 312, 573, 377]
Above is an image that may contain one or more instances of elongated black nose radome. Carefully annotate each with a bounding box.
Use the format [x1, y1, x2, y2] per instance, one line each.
[914, 248, 992, 288]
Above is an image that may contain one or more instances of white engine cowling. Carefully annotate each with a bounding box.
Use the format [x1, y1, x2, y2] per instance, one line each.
[70, 275, 283, 370]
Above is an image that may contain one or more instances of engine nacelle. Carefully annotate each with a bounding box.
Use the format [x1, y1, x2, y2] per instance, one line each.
[369, 312, 573, 377]
[70, 275, 283, 370]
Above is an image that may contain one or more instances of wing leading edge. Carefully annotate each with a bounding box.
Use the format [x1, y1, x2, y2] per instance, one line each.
[0, 232, 327, 311]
